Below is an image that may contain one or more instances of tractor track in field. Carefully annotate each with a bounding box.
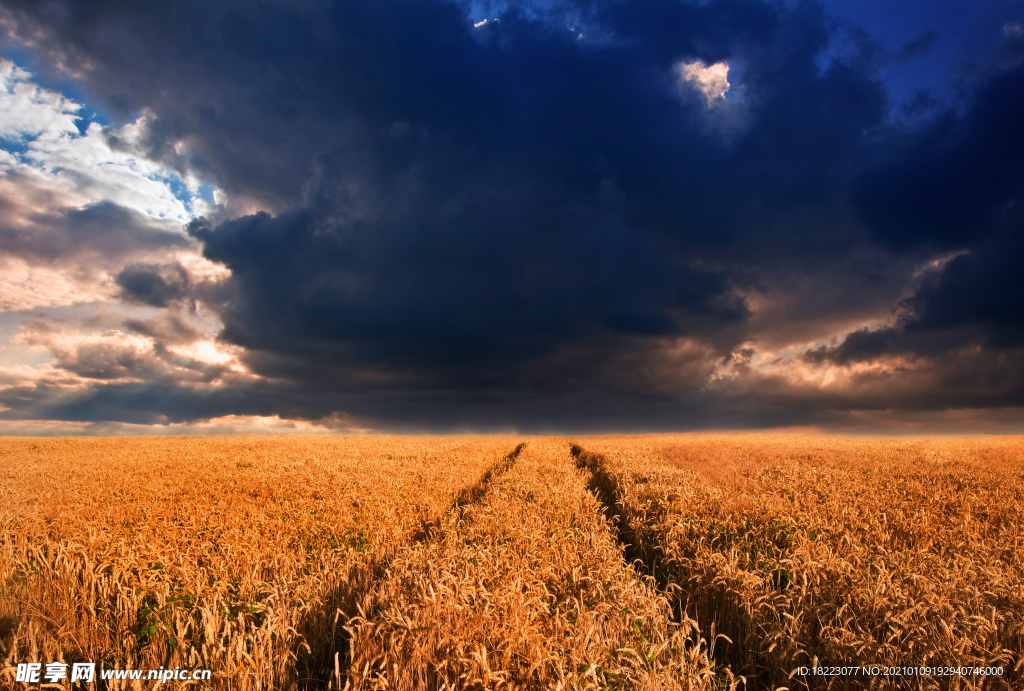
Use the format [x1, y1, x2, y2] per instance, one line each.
[570, 443, 665, 588]
[415, 441, 526, 542]
[298, 441, 527, 689]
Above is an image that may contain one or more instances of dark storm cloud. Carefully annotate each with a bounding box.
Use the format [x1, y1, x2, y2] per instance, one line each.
[0, 377, 274, 426]
[854, 43, 1024, 252]
[5, 0, 510, 210]
[807, 222, 1024, 368]
[2, 0, 1023, 428]
[13, 317, 228, 384]
[116, 262, 191, 307]
[1, 0, 885, 235]
[0, 198, 188, 265]
[897, 30, 937, 61]
[0, 372, 845, 430]
[49, 337, 223, 382]
[805, 38, 1024, 400]
[906, 233, 1024, 349]
[122, 311, 208, 345]
[163, 0, 882, 401]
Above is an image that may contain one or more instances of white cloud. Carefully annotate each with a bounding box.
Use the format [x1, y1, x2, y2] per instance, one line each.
[0, 60, 233, 312]
[678, 60, 730, 104]
[0, 61, 79, 140]
[0, 60, 197, 222]
[0, 58, 245, 398]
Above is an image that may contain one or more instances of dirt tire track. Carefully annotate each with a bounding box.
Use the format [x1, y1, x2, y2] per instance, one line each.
[414, 442, 526, 543]
[344, 440, 723, 691]
[298, 442, 527, 689]
[570, 443, 660, 585]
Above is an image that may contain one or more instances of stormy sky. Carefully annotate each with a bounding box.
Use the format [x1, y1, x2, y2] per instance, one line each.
[0, 0, 1022, 433]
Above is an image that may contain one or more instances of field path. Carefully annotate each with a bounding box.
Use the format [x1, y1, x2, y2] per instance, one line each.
[345, 439, 721, 691]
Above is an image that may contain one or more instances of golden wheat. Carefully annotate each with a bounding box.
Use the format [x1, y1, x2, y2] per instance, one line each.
[346, 439, 729, 691]
[0, 435, 518, 689]
[574, 434, 1024, 691]
[3, 434, 1021, 690]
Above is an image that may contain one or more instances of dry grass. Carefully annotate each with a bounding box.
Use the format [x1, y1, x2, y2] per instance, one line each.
[0, 435, 518, 689]
[575, 434, 1024, 690]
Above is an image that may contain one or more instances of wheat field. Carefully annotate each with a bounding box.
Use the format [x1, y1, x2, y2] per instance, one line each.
[1, 434, 1022, 689]
[575, 435, 1024, 691]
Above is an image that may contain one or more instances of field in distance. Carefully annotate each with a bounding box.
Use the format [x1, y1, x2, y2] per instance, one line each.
[1, 434, 1022, 690]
